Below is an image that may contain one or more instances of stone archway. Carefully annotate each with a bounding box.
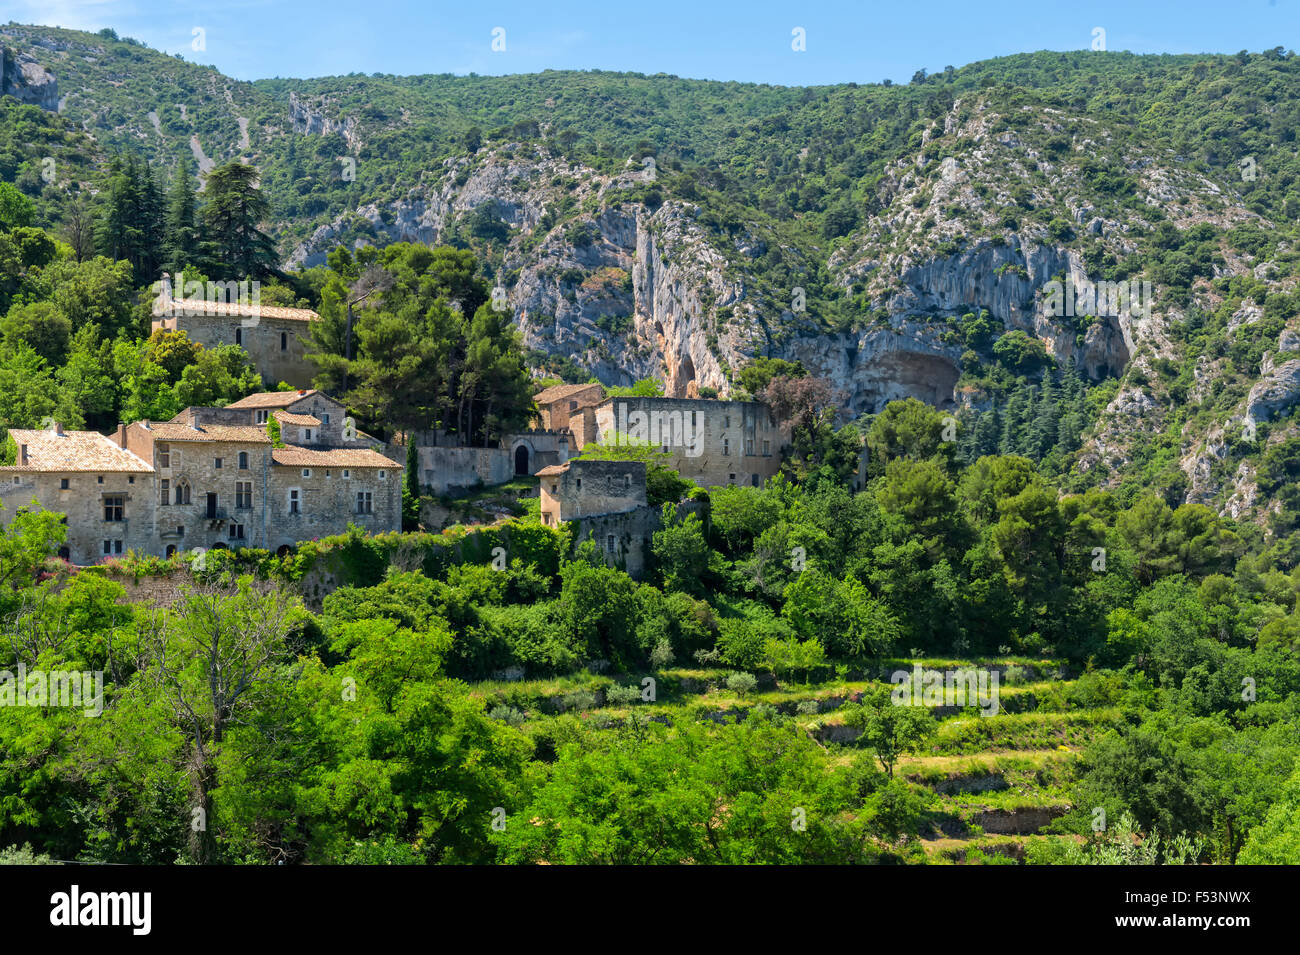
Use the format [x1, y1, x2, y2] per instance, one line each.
[514, 444, 530, 476]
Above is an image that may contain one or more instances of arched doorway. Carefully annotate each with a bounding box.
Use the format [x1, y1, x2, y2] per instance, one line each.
[165, 545, 177, 558]
[57, 546, 70, 561]
[276, 544, 293, 559]
[514, 444, 530, 476]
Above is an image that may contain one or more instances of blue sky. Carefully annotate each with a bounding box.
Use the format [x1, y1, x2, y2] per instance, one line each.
[4, 0, 1297, 84]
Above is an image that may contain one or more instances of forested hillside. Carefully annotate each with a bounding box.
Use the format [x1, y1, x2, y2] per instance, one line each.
[1, 23, 1300, 868]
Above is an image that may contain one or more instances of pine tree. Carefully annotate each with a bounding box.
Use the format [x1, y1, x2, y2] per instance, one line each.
[163, 158, 200, 274]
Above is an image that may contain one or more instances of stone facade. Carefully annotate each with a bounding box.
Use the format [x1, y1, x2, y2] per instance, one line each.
[0, 426, 153, 565]
[0, 391, 400, 564]
[152, 296, 320, 389]
[538, 459, 647, 526]
[593, 396, 788, 488]
[532, 383, 605, 433]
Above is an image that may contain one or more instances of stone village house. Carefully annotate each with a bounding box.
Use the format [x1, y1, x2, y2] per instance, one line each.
[0, 390, 401, 565]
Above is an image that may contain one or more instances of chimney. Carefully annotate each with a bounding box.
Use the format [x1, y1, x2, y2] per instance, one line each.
[50, 421, 63, 436]
[114, 424, 126, 448]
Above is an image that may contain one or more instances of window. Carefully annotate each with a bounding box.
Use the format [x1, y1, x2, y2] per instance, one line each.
[569, 400, 578, 411]
[724, 416, 730, 429]
[176, 481, 191, 505]
[342, 469, 351, 479]
[728, 473, 736, 483]
[160, 480, 170, 506]
[302, 468, 311, 478]
[228, 523, 245, 541]
[280, 332, 288, 351]
[104, 496, 125, 522]
[97, 476, 104, 484]
[691, 410, 697, 427]
[606, 535, 616, 552]
[288, 489, 300, 514]
[576, 478, 582, 490]
[128, 476, 134, 484]
[355, 491, 373, 515]
[59, 478, 70, 490]
[723, 438, 730, 456]
[238, 452, 249, 469]
[322, 413, 331, 425]
[762, 439, 771, 456]
[255, 410, 268, 425]
[102, 539, 123, 555]
[378, 471, 387, 481]
[158, 444, 170, 468]
[751, 474, 760, 487]
[624, 474, 631, 489]
[745, 438, 755, 456]
[214, 457, 223, 470]
[235, 481, 253, 509]
[304, 429, 314, 442]
[235, 327, 243, 346]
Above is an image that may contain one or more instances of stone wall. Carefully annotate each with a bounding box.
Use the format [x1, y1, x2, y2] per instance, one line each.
[418, 446, 514, 495]
[539, 459, 646, 525]
[153, 314, 317, 389]
[569, 498, 707, 579]
[593, 397, 787, 488]
[266, 463, 400, 551]
[0, 471, 151, 565]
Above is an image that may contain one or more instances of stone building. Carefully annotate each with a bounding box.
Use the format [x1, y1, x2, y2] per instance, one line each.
[537, 459, 646, 526]
[592, 396, 788, 488]
[532, 383, 605, 437]
[0, 390, 401, 564]
[0, 424, 154, 564]
[152, 295, 320, 389]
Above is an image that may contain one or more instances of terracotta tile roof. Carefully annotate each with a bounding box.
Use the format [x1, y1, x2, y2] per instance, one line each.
[158, 298, 319, 322]
[271, 447, 400, 469]
[1, 429, 153, 473]
[226, 390, 318, 409]
[535, 464, 570, 477]
[534, 383, 603, 406]
[274, 410, 322, 427]
[140, 421, 272, 443]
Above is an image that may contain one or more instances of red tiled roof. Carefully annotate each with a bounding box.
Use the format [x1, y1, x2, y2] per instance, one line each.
[271, 447, 400, 469]
[534, 383, 603, 406]
[274, 410, 322, 427]
[1, 429, 153, 473]
[139, 421, 271, 443]
[226, 390, 319, 410]
[157, 298, 319, 322]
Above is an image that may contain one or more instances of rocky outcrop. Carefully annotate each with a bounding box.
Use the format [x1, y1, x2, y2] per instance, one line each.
[288, 91, 359, 151]
[1246, 356, 1300, 426]
[1, 46, 57, 111]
